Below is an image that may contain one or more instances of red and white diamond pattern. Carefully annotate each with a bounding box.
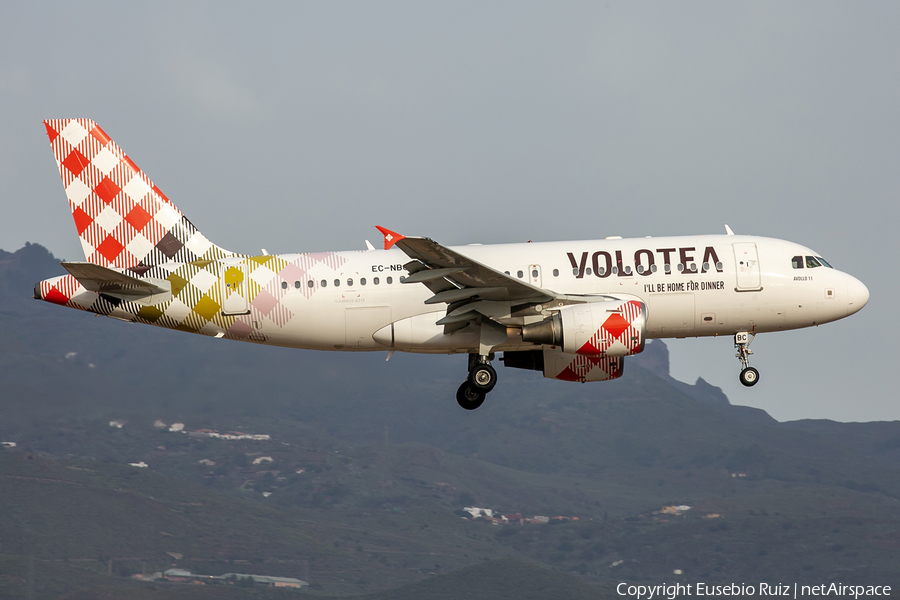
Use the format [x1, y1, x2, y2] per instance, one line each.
[546, 350, 624, 383]
[556, 354, 624, 382]
[44, 118, 218, 270]
[576, 300, 645, 357]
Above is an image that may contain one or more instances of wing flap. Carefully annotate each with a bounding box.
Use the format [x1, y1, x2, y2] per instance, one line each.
[395, 236, 554, 304]
[424, 286, 506, 305]
[380, 228, 560, 353]
[402, 266, 469, 283]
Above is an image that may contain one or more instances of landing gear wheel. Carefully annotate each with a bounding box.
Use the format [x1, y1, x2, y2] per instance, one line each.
[739, 367, 759, 387]
[734, 332, 758, 388]
[456, 382, 486, 410]
[468, 363, 497, 393]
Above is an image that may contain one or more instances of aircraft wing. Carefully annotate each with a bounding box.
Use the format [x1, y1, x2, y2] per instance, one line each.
[377, 228, 556, 305]
[61, 262, 172, 304]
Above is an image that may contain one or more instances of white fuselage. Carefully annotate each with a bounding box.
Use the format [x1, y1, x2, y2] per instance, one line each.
[253, 234, 868, 354]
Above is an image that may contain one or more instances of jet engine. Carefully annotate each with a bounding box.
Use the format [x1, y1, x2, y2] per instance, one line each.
[521, 299, 647, 357]
[501, 347, 625, 382]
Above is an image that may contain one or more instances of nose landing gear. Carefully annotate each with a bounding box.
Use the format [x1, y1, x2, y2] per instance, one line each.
[457, 354, 496, 410]
[734, 332, 759, 387]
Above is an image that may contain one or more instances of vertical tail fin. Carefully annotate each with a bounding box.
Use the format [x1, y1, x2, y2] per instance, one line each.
[43, 119, 230, 270]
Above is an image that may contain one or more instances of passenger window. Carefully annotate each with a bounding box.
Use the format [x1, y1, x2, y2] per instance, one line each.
[347, 278, 353, 286]
[715, 261, 723, 270]
[637, 265, 645, 274]
[677, 264, 684, 272]
[552, 269, 559, 277]
[387, 276, 393, 284]
[650, 264, 658, 273]
[792, 256, 804, 269]
[517, 270, 524, 278]
[504, 271, 510, 275]
[334, 279, 340, 287]
[281, 281, 288, 290]
[295, 281, 301, 289]
[702, 262, 709, 271]
[805, 256, 821, 268]
[586, 268, 592, 276]
[306, 280, 313, 288]
[624, 266, 632, 275]
[374, 277, 380, 285]
[611, 266, 618, 275]
[321, 280, 327, 287]
[360, 278, 366, 285]
[572, 268, 579, 275]
[532, 269, 538, 278]
[597, 267, 606, 276]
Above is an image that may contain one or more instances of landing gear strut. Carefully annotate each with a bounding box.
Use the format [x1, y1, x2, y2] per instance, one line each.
[734, 332, 759, 387]
[457, 354, 496, 410]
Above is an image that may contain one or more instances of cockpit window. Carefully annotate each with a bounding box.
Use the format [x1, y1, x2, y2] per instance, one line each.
[816, 256, 833, 268]
[792, 256, 803, 269]
[805, 256, 821, 268]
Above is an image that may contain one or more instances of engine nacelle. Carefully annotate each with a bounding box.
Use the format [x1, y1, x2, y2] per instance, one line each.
[501, 348, 624, 382]
[522, 299, 646, 357]
[543, 347, 624, 382]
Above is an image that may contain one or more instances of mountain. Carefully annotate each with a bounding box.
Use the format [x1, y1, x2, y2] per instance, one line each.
[3, 243, 900, 599]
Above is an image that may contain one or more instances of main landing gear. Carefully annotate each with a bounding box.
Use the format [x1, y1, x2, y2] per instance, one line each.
[456, 354, 497, 410]
[734, 332, 759, 387]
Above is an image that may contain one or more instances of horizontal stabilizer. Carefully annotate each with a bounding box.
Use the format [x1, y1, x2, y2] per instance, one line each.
[61, 262, 171, 305]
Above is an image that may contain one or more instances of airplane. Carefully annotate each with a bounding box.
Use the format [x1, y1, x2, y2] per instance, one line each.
[34, 119, 869, 410]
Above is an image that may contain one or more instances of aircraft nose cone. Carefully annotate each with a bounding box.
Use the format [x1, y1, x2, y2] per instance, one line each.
[847, 276, 869, 316]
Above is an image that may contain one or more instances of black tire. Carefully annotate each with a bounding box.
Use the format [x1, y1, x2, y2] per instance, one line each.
[468, 363, 497, 393]
[456, 382, 486, 410]
[739, 367, 759, 387]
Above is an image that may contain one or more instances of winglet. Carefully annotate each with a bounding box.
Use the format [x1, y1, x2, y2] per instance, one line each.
[375, 226, 406, 250]
[724, 224, 735, 236]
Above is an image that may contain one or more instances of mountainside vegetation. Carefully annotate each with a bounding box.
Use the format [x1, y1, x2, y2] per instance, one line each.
[2, 243, 899, 599]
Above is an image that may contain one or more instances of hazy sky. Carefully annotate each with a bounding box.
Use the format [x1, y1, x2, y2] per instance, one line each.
[2, 2, 898, 422]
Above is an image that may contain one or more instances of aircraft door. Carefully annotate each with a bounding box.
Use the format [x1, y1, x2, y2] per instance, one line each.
[528, 264, 542, 287]
[733, 243, 762, 291]
[221, 258, 250, 315]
